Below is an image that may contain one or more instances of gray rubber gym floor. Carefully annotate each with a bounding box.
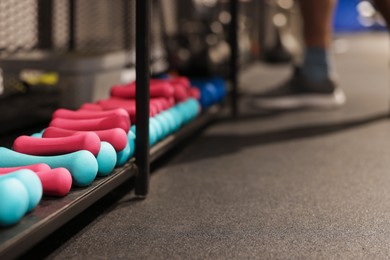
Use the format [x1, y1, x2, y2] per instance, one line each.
[45, 33, 390, 259]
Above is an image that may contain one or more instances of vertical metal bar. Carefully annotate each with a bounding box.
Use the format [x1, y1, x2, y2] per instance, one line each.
[68, 0, 76, 51]
[135, 0, 151, 197]
[37, 0, 53, 49]
[230, 0, 239, 116]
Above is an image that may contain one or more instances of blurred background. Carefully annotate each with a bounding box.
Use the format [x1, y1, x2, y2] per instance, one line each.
[0, 0, 386, 134]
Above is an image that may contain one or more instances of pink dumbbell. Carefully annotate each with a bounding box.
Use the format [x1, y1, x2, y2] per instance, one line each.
[151, 98, 168, 111]
[173, 85, 189, 102]
[0, 164, 50, 173]
[0, 165, 72, 197]
[53, 108, 129, 122]
[50, 114, 130, 133]
[97, 98, 158, 123]
[169, 77, 191, 89]
[111, 82, 174, 99]
[13, 132, 101, 156]
[43, 127, 128, 152]
[79, 103, 104, 111]
[151, 79, 189, 102]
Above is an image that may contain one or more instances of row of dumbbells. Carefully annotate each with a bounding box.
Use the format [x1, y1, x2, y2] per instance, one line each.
[0, 75, 226, 227]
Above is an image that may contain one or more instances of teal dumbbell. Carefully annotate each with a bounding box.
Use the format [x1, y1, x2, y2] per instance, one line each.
[170, 107, 183, 129]
[117, 129, 137, 166]
[0, 169, 42, 212]
[116, 142, 131, 167]
[154, 114, 171, 138]
[170, 107, 183, 131]
[149, 120, 158, 146]
[130, 125, 136, 135]
[0, 147, 97, 186]
[160, 111, 176, 134]
[0, 177, 29, 227]
[176, 102, 191, 124]
[186, 98, 201, 120]
[96, 142, 117, 176]
[128, 131, 136, 158]
[150, 117, 163, 142]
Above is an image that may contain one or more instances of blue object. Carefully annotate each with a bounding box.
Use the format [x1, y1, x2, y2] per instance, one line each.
[0, 178, 29, 227]
[0, 170, 42, 212]
[190, 77, 227, 108]
[96, 142, 117, 177]
[210, 77, 227, 101]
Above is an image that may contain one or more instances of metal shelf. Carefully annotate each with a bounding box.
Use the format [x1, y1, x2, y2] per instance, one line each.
[0, 103, 222, 259]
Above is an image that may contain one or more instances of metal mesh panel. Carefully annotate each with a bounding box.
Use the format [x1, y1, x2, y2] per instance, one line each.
[53, 0, 69, 52]
[75, 0, 127, 53]
[0, 0, 38, 54]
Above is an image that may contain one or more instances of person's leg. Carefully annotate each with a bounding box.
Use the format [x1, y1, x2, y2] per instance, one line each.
[300, 0, 335, 48]
[253, 0, 345, 110]
[299, 0, 336, 82]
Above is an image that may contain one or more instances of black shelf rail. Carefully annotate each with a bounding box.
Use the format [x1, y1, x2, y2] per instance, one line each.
[135, 0, 151, 197]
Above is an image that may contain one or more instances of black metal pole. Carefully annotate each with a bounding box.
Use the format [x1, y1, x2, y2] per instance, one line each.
[135, 0, 151, 197]
[68, 0, 76, 51]
[230, 0, 239, 116]
[37, 0, 53, 50]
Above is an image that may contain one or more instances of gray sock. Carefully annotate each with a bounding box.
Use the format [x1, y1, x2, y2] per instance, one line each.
[301, 47, 332, 82]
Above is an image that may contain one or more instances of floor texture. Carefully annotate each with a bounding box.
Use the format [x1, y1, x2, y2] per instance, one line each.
[31, 33, 390, 259]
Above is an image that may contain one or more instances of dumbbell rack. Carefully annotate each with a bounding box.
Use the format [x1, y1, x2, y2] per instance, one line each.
[0, 0, 239, 259]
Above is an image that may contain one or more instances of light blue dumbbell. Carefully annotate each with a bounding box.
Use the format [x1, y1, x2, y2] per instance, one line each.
[149, 120, 158, 146]
[0, 169, 42, 212]
[128, 131, 136, 158]
[154, 114, 170, 139]
[96, 142, 117, 176]
[170, 107, 183, 129]
[186, 98, 201, 120]
[168, 108, 182, 131]
[176, 103, 191, 124]
[0, 147, 98, 186]
[0, 177, 29, 227]
[150, 117, 163, 141]
[116, 142, 131, 167]
[117, 129, 138, 166]
[161, 111, 176, 134]
[130, 125, 136, 135]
